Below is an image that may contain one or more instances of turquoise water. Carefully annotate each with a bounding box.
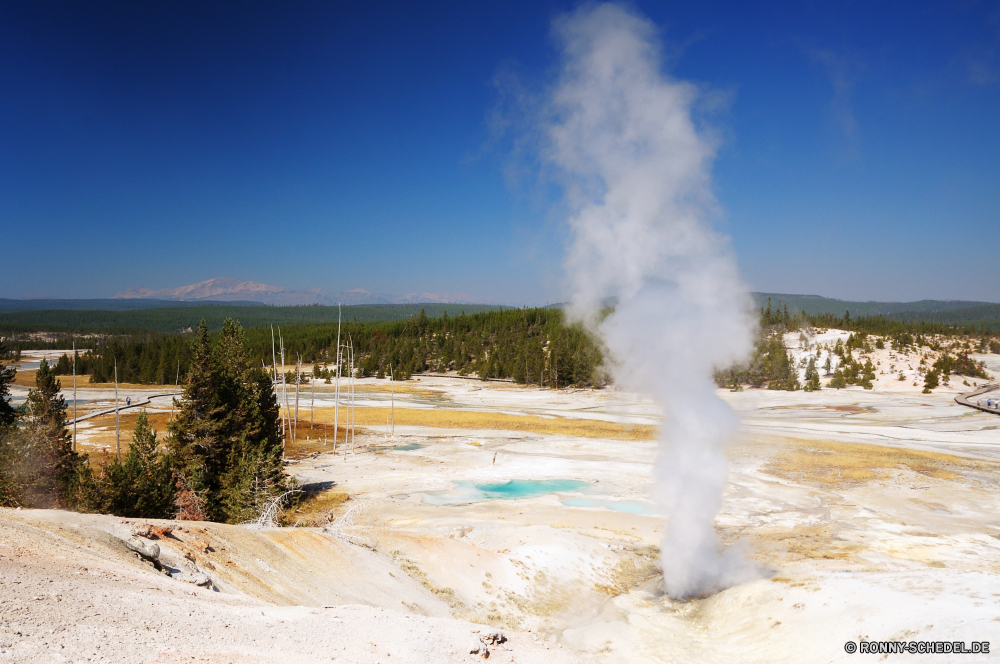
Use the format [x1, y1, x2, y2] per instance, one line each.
[372, 443, 425, 452]
[561, 497, 657, 515]
[473, 479, 587, 498]
[421, 479, 588, 505]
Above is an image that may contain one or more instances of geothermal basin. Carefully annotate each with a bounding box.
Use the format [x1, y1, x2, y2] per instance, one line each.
[4, 356, 1000, 663]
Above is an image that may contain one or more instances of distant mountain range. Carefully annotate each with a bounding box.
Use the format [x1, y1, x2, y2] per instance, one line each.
[750, 293, 1000, 319]
[2, 284, 997, 330]
[111, 278, 485, 306]
[544, 292, 1000, 329]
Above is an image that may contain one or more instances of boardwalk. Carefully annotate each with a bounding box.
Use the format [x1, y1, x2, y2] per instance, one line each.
[955, 383, 1000, 415]
[67, 392, 182, 425]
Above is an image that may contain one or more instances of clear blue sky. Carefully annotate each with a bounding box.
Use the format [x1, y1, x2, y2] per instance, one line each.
[2, 1, 998, 303]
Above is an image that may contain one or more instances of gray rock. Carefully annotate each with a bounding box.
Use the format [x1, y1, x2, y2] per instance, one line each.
[124, 537, 160, 561]
[179, 572, 212, 588]
[482, 629, 506, 645]
[468, 636, 486, 655]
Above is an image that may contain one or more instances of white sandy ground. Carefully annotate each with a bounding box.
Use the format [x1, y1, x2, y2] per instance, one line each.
[3, 345, 1000, 662]
[0, 510, 579, 664]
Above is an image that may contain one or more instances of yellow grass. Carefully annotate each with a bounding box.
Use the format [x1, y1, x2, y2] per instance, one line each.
[310, 406, 656, 440]
[12, 369, 161, 391]
[282, 423, 346, 458]
[83, 381, 175, 390]
[594, 545, 660, 596]
[766, 438, 987, 485]
[350, 383, 438, 395]
[276, 378, 436, 395]
[75, 411, 174, 458]
[12, 369, 37, 387]
[76, 410, 342, 461]
[290, 489, 350, 526]
[752, 524, 861, 562]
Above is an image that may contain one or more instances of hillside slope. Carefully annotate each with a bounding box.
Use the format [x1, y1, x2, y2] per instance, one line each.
[0, 508, 581, 663]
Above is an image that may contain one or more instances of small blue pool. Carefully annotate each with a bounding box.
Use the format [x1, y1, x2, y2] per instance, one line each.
[472, 479, 587, 498]
[421, 479, 588, 505]
[373, 443, 425, 452]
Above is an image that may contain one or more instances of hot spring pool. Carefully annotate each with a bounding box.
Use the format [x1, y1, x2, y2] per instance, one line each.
[372, 443, 426, 452]
[420, 479, 588, 505]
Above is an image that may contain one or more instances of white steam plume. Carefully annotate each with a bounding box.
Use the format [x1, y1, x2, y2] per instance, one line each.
[541, 4, 757, 598]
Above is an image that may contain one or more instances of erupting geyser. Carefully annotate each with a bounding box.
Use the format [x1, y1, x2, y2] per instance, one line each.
[542, 3, 759, 598]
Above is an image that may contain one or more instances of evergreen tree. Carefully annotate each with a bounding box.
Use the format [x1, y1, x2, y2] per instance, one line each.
[803, 357, 821, 391]
[0, 432, 14, 507]
[829, 369, 847, 389]
[0, 342, 19, 506]
[14, 360, 87, 507]
[863, 359, 876, 381]
[858, 365, 874, 389]
[99, 411, 175, 518]
[0, 341, 16, 429]
[25, 359, 67, 441]
[168, 320, 227, 517]
[822, 354, 832, 376]
[923, 370, 939, 393]
[168, 319, 291, 523]
[512, 351, 527, 384]
[217, 321, 289, 524]
[53, 353, 72, 375]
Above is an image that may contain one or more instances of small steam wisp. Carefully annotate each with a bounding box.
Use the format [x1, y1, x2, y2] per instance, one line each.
[541, 4, 757, 598]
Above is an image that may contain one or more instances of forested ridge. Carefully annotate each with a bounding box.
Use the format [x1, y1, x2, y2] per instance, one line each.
[5, 302, 997, 390]
[807, 310, 1000, 337]
[30, 307, 605, 388]
[0, 302, 500, 336]
[244, 307, 604, 387]
[750, 293, 1000, 321]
